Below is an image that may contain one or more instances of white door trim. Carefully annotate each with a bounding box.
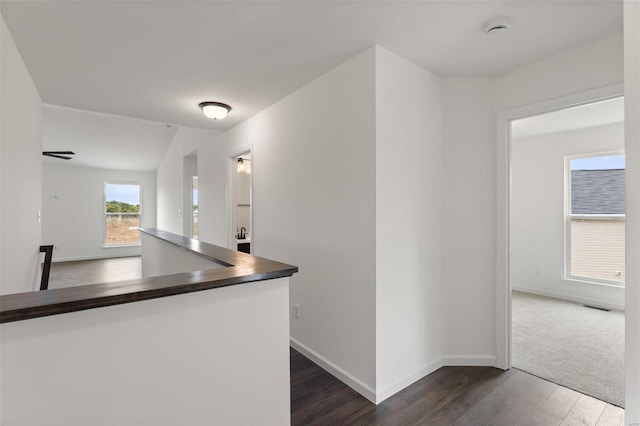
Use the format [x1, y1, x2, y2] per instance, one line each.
[495, 83, 624, 370]
[228, 146, 253, 252]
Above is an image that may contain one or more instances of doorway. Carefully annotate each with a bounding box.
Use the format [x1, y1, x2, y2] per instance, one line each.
[191, 175, 199, 239]
[183, 151, 198, 239]
[505, 93, 625, 406]
[231, 151, 252, 254]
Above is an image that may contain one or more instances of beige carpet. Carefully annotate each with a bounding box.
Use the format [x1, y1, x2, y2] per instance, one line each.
[512, 290, 624, 407]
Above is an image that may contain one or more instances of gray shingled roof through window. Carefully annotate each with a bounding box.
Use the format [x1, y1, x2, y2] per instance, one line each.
[571, 169, 625, 215]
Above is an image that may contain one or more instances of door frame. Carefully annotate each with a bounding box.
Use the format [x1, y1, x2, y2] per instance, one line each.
[495, 83, 624, 370]
[228, 145, 253, 252]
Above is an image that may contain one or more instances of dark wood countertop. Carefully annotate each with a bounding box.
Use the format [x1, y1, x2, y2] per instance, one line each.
[0, 229, 298, 324]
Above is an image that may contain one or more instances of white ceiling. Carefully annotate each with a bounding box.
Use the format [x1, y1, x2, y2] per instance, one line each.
[511, 96, 625, 139]
[2, 1, 624, 172]
[43, 105, 177, 171]
[2, 0, 623, 134]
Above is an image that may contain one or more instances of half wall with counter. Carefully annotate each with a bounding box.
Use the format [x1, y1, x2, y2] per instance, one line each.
[0, 229, 298, 426]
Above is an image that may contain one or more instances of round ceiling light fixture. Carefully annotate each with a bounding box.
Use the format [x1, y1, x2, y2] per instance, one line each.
[199, 102, 232, 120]
[485, 19, 509, 35]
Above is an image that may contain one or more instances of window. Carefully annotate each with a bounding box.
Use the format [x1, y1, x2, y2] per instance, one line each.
[105, 183, 141, 246]
[566, 153, 625, 285]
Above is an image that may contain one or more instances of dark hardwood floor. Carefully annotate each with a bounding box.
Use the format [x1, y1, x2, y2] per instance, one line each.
[47, 256, 142, 289]
[290, 349, 624, 426]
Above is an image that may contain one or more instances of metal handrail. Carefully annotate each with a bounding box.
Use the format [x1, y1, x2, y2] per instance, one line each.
[39, 245, 54, 291]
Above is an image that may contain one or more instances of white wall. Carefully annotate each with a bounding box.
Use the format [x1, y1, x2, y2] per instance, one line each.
[1, 277, 291, 426]
[152, 34, 635, 407]
[511, 123, 625, 310]
[196, 133, 229, 246]
[441, 78, 497, 361]
[224, 47, 378, 396]
[156, 46, 450, 402]
[494, 34, 623, 112]
[441, 34, 624, 366]
[374, 47, 443, 401]
[624, 0, 640, 421]
[157, 128, 198, 235]
[156, 126, 227, 244]
[182, 152, 197, 238]
[140, 232, 223, 278]
[41, 164, 156, 261]
[0, 16, 43, 295]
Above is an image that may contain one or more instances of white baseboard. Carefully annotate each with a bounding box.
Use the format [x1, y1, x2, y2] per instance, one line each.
[512, 285, 625, 311]
[375, 358, 444, 404]
[442, 355, 497, 367]
[290, 338, 499, 405]
[289, 338, 377, 403]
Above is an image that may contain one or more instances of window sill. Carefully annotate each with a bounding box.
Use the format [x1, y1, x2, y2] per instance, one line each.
[103, 244, 141, 249]
[562, 277, 625, 289]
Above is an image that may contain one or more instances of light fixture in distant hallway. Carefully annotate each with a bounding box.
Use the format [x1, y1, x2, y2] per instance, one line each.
[199, 102, 232, 120]
[237, 157, 252, 174]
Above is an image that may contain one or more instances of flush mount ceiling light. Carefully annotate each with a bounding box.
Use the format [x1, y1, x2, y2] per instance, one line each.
[485, 19, 509, 36]
[199, 102, 232, 120]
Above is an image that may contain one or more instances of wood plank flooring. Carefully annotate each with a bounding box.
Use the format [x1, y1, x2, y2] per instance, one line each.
[47, 256, 142, 289]
[290, 349, 624, 426]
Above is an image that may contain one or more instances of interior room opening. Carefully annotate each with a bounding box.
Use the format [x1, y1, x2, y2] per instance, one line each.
[183, 151, 198, 240]
[232, 151, 252, 254]
[509, 96, 625, 408]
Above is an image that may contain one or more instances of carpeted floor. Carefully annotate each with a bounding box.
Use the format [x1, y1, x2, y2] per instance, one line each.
[512, 290, 625, 407]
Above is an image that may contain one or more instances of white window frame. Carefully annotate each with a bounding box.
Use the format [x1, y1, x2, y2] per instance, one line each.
[104, 182, 143, 248]
[564, 151, 625, 286]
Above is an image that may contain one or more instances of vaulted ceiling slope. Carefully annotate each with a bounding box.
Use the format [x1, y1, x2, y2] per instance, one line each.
[42, 105, 177, 171]
[1, 1, 623, 132]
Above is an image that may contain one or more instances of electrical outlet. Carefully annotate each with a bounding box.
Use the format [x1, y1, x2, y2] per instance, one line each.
[293, 303, 301, 319]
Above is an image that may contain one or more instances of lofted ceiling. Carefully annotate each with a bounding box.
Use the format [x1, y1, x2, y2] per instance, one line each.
[42, 105, 177, 171]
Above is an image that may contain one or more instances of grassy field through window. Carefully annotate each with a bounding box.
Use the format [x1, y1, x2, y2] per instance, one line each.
[105, 183, 141, 246]
[106, 214, 140, 245]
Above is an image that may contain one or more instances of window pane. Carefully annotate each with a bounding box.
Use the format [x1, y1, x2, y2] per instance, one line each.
[570, 155, 625, 215]
[568, 154, 625, 284]
[570, 218, 625, 283]
[105, 183, 141, 246]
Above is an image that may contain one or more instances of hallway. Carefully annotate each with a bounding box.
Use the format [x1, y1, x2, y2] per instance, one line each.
[291, 349, 624, 425]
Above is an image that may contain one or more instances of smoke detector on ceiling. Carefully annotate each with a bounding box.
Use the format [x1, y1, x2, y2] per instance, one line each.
[485, 19, 509, 35]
